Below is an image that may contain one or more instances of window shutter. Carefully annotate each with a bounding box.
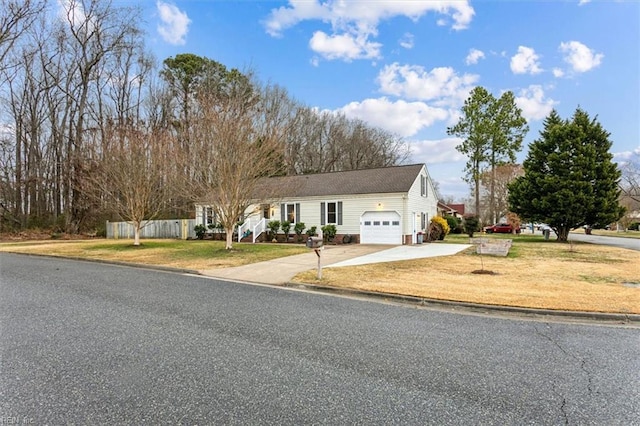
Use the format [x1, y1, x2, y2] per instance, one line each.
[421, 176, 425, 196]
[280, 204, 285, 223]
[337, 201, 343, 225]
[424, 176, 428, 197]
[296, 203, 300, 223]
[320, 202, 326, 225]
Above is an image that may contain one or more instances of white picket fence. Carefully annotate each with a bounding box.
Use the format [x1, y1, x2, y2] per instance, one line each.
[106, 219, 197, 240]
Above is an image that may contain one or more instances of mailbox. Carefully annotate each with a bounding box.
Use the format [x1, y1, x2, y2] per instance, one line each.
[306, 237, 324, 249]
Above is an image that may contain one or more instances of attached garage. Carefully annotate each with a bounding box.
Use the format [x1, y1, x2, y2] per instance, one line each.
[360, 211, 402, 244]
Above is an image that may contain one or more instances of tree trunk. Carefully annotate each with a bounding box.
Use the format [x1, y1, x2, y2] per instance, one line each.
[134, 223, 141, 246]
[557, 226, 569, 242]
[225, 227, 234, 250]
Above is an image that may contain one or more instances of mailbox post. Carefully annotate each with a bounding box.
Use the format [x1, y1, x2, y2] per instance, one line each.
[306, 237, 324, 279]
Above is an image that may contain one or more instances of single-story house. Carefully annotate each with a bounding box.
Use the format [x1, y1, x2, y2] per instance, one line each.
[196, 163, 439, 245]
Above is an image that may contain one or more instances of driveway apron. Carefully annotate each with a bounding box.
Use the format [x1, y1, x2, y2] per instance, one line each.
[199, 243, 471, 285]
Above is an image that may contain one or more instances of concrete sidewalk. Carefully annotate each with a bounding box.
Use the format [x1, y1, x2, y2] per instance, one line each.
[199, 243, 471, 285]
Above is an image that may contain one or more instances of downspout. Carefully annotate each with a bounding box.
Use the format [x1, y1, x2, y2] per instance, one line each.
[402, 194, 409, 245]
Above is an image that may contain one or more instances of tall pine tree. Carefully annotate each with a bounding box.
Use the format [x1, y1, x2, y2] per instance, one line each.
[508, 108, 623, 241]
[448, 87, 527, 222]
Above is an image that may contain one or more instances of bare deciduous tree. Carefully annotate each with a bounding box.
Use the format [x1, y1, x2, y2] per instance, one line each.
[187, 71, 285, 250]
[83, 124, 174, 245]
[480, 163, 523, 223]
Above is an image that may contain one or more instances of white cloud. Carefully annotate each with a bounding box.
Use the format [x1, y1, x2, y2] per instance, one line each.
[613, 147, 640, 163]
[309, 30, 381, 61]
[57, 0, 92, 31]
[336, 97, 449, 138]
[465, 48, 485, 65]
[510, 46, 543, 75]
[578, 0, 591, 5]
[559, 41, 603, 73]
[399, 33, 414, 49]
[410, 137, 466, 164]
[156, 1, 191, 45]
[552, 68, 565, 78]
[264, 1, 474, 61]
[515, 85, 557, 121]
[377, 63, 479, 108]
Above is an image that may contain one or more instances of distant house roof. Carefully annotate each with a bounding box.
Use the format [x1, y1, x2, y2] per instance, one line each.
[448, 203, 466, 215]
[255, 164, 425, 199]
[437, 201, 465, 216]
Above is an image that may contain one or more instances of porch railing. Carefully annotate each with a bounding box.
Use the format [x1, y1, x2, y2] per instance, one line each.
[237, 217, 268, 243]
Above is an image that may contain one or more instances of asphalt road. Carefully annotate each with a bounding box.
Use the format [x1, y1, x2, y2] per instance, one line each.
[1, 253, 639, 425]
[568, 232, 640, 251]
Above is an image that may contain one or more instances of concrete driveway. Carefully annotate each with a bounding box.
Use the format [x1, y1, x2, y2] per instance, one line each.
[199, 243, 471, 285]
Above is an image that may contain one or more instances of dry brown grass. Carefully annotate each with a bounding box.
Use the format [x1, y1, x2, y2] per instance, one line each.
[293, 241, 640, 314]
[2, 237, 638, 314]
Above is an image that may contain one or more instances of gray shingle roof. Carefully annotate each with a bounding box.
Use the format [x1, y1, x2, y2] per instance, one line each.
[255, 164, 424, 198]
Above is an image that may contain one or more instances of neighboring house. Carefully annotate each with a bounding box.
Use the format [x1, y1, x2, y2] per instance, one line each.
[196, 163, 439, 245]
[438, 201, 457, 218]
[448, 203, 466, 217]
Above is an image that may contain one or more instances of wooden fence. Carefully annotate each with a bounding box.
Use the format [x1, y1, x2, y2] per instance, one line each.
[106, 219, 197, 240]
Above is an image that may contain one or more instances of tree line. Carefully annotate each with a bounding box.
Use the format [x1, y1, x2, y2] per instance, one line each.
[0, 0, 409, 236]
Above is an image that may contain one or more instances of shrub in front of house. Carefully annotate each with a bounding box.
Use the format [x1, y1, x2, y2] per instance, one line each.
[294, 222, 306, 242]
[446, 215, 463, 234]
[194, 224, 207, 240]
[321, 224, 337, 242]
[267, 220, 280, 241]
[281, 221, 291, 240]
[425, 216, 450, 241]
[306, 226, 317, 237]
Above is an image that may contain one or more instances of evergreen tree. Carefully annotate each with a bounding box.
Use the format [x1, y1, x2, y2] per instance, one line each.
[448, 87, 527, 222]
[508, 108, 623, 242]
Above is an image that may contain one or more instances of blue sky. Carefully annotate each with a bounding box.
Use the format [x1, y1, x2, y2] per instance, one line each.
[140, 0, 638, 200]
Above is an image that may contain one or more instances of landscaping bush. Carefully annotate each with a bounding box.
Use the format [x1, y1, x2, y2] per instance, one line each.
[446, 215, 463, 234]
[306, 226, 317, 237]
[629, 222, 639, 231]
[321, 224, 337, 242]
[194, 224, 207, 240]
[294, 222, 306, 242]
[281, 221, 291, 240]
[267, 220, 280, 241]
[463, 214, 480, 237]
[427, 216, 450, 241]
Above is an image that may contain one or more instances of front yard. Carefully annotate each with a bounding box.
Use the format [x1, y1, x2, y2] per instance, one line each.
[1, 233, 638, 314]
[293, 234, 640, 314]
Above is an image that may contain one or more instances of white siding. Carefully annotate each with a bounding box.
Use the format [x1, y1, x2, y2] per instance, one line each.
[405, 165, 439, 243]
[197, 164, 439, 244]
[257, 194, 405, 236]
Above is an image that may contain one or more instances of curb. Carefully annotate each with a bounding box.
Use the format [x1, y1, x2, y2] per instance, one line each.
[285, 282, 640, 325]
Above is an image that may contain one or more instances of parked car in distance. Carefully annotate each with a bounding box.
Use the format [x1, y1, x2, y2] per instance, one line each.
[484, 223, 520, 234]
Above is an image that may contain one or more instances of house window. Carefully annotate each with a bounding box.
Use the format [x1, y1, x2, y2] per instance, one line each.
[287, 204, 295, 223]
[327, 202, 337, 224]
[321, 201, 342, 225]
[421, 175, 428, 197]
[205, 207, 215, 225]
[280, 203, 300, 224]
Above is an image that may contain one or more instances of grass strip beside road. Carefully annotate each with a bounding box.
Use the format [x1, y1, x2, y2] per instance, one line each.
[0, 239, 309, 271]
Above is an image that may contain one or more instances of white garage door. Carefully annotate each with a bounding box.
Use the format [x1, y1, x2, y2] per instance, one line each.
[360, 211, 402, 244]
